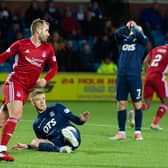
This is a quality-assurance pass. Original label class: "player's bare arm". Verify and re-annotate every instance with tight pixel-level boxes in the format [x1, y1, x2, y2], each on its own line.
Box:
[143, 54, 151, 72]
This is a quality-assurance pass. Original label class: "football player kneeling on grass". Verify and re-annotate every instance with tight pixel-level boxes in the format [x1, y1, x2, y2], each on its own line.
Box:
[12, 89, 89, 153]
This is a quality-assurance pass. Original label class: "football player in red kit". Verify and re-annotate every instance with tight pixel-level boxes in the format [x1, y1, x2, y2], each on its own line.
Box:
[129, 45, 168, 130]
[0, 18, 58, 161]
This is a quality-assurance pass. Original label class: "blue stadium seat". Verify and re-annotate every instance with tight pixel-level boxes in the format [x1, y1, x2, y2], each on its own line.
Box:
[23, 28, 31, 38]
[151, 30, 165, 47]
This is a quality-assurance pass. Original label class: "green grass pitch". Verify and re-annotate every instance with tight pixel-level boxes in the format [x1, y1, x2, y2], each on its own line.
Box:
[1, 101, 168, 168]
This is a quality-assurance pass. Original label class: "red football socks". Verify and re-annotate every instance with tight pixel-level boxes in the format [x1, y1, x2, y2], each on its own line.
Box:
[153, 104, 167, 125]
[1, 117, 18, 146]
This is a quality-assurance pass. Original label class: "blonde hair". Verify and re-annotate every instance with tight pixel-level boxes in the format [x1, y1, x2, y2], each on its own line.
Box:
[30, 89, 45, 99]
[30, 18, 49, 35]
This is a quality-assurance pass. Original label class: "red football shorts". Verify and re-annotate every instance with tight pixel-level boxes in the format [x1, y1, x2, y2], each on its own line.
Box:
[143, 73, 168, 99]
[3, 82, 29, 105]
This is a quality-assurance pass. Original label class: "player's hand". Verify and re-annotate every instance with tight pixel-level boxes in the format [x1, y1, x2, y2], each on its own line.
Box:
[36, 78, 47, 87]
[80, 112, 90, 122]
[127, 20, 137, 28]
[126, 21, 131, 29]
[130, 20, 137, 27]
[11, 143, 28, 150]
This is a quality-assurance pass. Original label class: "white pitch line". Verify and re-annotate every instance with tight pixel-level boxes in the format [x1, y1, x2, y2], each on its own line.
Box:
[20, 119, 168, 131]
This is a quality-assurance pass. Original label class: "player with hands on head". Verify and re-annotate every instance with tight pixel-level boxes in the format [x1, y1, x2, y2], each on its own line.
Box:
[0, 18, 58, 161]
[12, 89, 89, 153]
[111, 20, 148, 140]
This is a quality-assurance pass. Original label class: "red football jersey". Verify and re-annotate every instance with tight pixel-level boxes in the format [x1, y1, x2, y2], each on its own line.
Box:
[146, 45, 168, 75]
[0, 38, 58, 91]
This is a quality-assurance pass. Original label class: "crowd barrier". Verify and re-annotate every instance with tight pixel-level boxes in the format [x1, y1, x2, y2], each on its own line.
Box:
[0, 73, 167, 101]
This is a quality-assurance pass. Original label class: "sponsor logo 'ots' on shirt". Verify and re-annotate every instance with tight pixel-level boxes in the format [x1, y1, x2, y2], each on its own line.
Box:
[33, 103, 84, 141]
[115, 26, 148, 76]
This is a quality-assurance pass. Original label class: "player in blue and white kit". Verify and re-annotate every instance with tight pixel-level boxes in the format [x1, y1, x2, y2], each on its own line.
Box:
[111, 21, 148, 140]
[12, 90, 89, 153]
